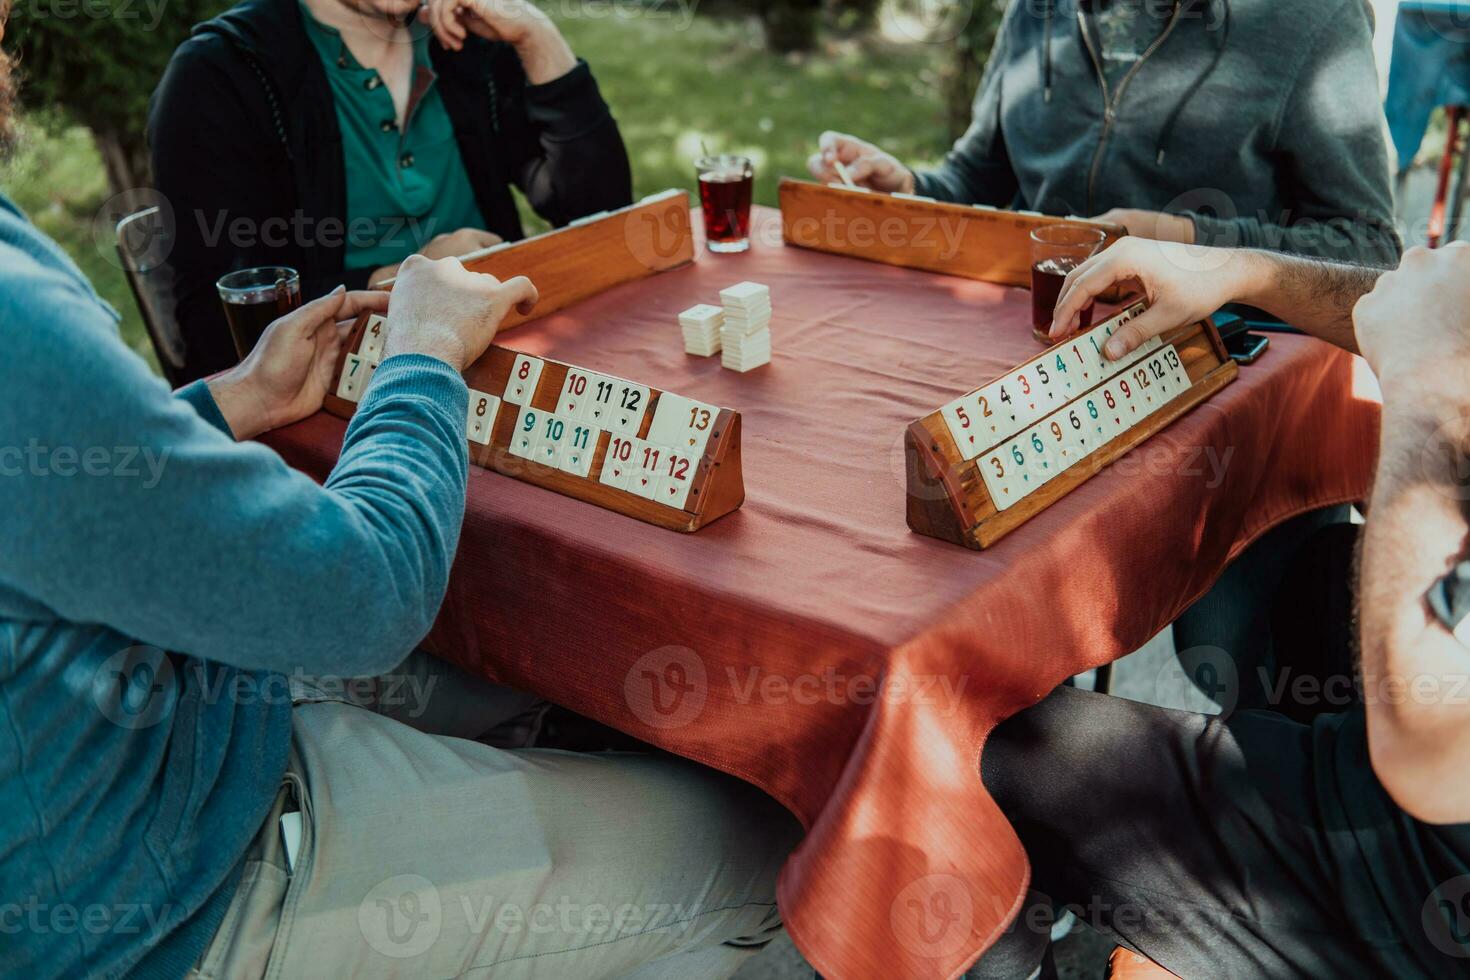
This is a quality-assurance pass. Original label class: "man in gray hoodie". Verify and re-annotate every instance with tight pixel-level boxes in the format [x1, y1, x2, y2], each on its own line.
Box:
[810, 0, 1402, 266]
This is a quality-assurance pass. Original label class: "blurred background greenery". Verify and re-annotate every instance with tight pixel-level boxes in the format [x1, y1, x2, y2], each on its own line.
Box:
[3, 0, 1006, 373]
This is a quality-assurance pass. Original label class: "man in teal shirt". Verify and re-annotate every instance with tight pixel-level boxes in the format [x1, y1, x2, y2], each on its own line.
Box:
[0, 8, 796, 975]
[150, 0, 633, 383]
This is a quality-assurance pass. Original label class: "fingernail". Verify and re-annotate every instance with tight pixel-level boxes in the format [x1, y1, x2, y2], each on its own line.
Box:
[1104, 339, 1123, 359]
[331, 284, 346, 294]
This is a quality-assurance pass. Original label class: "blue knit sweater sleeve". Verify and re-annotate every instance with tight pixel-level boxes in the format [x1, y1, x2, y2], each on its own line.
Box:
[0, 244, 468, 677]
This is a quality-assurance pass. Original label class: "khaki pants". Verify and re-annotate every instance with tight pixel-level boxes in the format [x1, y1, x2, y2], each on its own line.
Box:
[188, 653, 800, 980]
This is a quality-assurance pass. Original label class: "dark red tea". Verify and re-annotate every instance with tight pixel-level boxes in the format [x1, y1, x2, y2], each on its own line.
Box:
[218, 267, 302, 360]
[1031, 257, 1093, 343]
[698, 171, 753, 247]
[223, 286, 300, 359]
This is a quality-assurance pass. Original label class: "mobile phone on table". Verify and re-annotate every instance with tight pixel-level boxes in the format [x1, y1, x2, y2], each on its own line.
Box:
[1224, 331, 1270, 364]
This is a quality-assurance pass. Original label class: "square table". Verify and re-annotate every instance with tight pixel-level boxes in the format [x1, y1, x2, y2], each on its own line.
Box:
[265, 206, 1380, 979]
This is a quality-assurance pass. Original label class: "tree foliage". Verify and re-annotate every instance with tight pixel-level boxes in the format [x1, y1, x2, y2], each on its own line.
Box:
[10, 0, 230, 192]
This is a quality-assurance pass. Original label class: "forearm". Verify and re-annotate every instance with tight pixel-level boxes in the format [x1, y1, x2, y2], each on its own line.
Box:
[1229, 250, 1385, 353]
[1361, 380, 1470, 823]
[1189, 211, 1403, 270]
[514, 62, 631, 224]
[515, 22, 576, 84]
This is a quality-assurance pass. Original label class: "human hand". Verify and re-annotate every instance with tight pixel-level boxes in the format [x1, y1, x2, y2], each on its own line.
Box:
[424, 0, 575, 82]
[806, 131, 915, 195]
[420, 227, 503, 260]
[369, 228, 504, 287]
[1050, 237, 1267, 359]
[382, 255, 539, 371]
[209, 287, 391, 439]
[1093, 208, 1196, 245]
[1355, 243, 1470, 393]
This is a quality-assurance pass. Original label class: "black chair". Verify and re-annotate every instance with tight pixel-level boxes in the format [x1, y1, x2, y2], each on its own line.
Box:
[115, 206, 187, 387]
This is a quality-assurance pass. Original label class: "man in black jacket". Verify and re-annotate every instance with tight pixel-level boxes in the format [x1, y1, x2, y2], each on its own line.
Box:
[150, 0, 632, 383]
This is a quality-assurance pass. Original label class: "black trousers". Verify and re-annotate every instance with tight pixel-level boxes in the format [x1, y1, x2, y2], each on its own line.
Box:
[971, 689, 1398, 979]
[968, 523, 1437, 978]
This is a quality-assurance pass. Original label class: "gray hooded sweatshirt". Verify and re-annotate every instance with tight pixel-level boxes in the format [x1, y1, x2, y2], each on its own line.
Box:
[916, 0, 1402, 266]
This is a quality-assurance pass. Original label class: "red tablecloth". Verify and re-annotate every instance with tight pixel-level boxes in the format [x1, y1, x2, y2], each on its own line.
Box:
[264, 207, 1380, 980]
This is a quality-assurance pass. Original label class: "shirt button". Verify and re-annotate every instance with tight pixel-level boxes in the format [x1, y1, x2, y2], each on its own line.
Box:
[399, 152, 415, 169]
[365, 76, 381, 91]
[380, 119, 396, 134]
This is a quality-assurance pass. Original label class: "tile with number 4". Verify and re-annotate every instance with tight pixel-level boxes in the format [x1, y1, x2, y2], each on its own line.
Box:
[505, 354, 545, 406]
[466, 390, 501, 445]
[360, 314, 388, 360]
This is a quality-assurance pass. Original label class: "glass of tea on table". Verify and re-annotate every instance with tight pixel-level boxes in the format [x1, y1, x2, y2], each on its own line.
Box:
[216, 267, 303, 359]
[1029, 224, 1106, 345]
[696, 154, 754, 253]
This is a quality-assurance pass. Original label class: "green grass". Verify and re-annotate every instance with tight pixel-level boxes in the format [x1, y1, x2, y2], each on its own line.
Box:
[1, 12, 951, 373]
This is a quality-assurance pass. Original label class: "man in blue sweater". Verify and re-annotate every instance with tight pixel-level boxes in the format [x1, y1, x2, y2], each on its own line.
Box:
[0, 9, 797, 976]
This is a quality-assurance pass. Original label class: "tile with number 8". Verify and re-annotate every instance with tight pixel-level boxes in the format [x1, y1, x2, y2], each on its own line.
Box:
[505, 354, 545, 406]
[466, 390, 501, 445]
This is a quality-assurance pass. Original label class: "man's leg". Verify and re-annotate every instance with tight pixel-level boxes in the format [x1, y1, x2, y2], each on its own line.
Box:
[194, 699, 800, 980]
[969, 686, 1386, 978]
